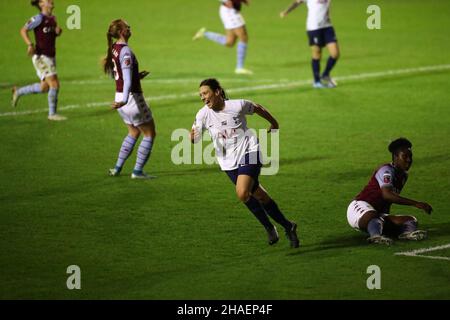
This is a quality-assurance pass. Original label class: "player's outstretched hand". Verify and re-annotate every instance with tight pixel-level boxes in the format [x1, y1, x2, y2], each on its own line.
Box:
[112, 101, 126, 109]
[55, 27, 63, 36]
[416, 202, 433, 214]
[280, 11, 287, 18]
[268, 123, 279, 133]
[139, 71, 150, 79]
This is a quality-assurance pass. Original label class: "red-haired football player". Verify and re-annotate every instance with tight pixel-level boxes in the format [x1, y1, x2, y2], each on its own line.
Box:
[347, 138, 432, 245]
[192, 0, 252, 75]
[12, 0, 66, 120]
[103, 19, 156, 179]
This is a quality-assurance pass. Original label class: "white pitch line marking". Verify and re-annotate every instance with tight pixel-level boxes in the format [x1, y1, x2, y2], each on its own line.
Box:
[2, 64, 450, 118]
[395, 243, 450, 261]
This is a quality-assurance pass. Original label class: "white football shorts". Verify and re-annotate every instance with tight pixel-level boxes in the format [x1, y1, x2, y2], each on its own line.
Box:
[220, 5, 245, 30]
[115, 92, 153, 127]
[32, 54, 57, 80]
[347, 200, 384, 230]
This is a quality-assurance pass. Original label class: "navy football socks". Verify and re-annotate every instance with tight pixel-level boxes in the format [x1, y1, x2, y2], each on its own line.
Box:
[245, 197, 274, 231]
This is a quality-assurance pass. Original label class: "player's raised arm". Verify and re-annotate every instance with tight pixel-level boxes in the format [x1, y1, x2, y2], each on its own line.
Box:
[253, 104, 279, 132]
[280, 0, 304, 18]
[381, 187, 433, 214]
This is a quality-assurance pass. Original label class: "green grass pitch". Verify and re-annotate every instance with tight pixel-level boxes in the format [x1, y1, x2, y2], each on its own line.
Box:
[0, 0, 449, 299]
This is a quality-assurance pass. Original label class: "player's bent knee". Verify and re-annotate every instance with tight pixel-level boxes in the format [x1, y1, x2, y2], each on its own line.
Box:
[358, 211, 379, 230]
[41, 83, 49, 92]
[236, 189, 251, 203]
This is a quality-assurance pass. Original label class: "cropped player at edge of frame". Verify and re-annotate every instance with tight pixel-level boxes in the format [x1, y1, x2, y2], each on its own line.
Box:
[12, 0, 66, 121]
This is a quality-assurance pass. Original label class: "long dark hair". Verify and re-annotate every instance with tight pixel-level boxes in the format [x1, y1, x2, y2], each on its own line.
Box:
[199, 78, 228, 100]
[102, 19, 126, 76]
[31, 0, 41, 10]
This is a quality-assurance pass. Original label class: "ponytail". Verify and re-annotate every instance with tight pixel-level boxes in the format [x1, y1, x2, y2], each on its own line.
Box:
[102, 31, 114, 75]
[102, 19, 124, 76]
[31, 0, 41, 10]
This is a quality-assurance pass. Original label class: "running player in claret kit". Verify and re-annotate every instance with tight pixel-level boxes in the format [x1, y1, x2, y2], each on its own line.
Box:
[190, 78, 300, 248]
[280, 0, 340, 88]
[347, 138, 433, 245]
[103, 19, 156, 180]
[12, 0, 66, 120]
[192, 0, 253, 75]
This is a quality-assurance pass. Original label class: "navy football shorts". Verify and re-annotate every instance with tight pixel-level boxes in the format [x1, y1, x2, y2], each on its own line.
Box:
[307, 26, 337, 47]
[225, 152, 262, 193]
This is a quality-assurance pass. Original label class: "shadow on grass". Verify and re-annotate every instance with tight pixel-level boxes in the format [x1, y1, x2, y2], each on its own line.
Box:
[287, 221, 450, 256]
[293, 233, 367, 255]
[424, 222, 450, 239]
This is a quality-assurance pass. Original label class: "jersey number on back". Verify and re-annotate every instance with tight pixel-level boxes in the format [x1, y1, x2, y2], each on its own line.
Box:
[112, 59, 119, 81]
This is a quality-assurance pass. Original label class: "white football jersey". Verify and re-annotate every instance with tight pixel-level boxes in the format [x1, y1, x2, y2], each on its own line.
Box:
[193, 99, 260, 171]
[305, 0, 332, 31]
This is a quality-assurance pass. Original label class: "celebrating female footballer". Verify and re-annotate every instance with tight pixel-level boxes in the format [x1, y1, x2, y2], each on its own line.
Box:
[192, 0, 253, 75]
[103, 19, 156, 179]
[12, 0, 66, 120]
[280, 0, 340, 88]
[347, 138, 433, 245]
[190, 78, 300, 248]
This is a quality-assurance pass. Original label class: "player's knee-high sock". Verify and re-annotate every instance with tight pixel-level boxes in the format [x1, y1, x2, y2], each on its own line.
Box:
[245, 197, 274, 230]
[48, 88, 58, 115]
[261, 199, 293, 231]
[322, 57, 337, 77]
[401, 219, 417, 234]
[17, 83, 42, 96]
[236, 42, 247, 69]
[367, 218, 383, 237]
[115, 135, 137, 172]
[204, 31, 227, 45]
[312, 59, 321, 83]
[133, 136, 153, 173]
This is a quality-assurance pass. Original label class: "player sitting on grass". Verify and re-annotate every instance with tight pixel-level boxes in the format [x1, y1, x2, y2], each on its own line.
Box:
[190, 78, 300, 248]
[346, 138, 433, 245]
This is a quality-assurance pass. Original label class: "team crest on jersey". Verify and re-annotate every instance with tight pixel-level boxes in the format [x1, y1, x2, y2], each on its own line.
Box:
[383, 173, 392, 184]
[221, 120, 227, 126]
[124, 58, 131, 66]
